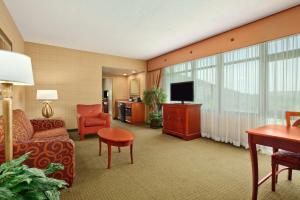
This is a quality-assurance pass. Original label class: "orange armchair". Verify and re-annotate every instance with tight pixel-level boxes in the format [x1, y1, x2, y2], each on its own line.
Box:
[76, 104, 110, 140]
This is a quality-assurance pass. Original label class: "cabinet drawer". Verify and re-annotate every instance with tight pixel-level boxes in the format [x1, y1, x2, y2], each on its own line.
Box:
[163, 107, 185, 133]
[162, 104, 201, 140]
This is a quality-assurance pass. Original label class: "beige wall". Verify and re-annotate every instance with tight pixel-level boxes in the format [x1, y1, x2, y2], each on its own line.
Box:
[25, 42, 146, 129]
[0, 0, 25, 115]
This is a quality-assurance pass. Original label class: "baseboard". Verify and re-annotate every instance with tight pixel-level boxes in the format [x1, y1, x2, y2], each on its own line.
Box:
[67, 128, 78, 132]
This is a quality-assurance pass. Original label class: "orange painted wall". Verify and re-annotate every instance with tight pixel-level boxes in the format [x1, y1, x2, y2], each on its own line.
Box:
[147, 5, 300, 71]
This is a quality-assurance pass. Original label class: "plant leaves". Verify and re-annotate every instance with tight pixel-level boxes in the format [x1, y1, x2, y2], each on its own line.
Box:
[0, 187, 15, 199]
[0, 152, 67, 200]
[0, 152, 30, 173]
[44, 163, 64, 175]
[44, 189, 60, 200]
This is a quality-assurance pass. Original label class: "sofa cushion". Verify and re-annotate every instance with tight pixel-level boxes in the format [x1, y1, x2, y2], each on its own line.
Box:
[33, 128, 69, 140]
[0, 110, 34, 143]
[85, 117, 106, 127]
[14, 110, 34, 139]
[31, 134, 70, 142]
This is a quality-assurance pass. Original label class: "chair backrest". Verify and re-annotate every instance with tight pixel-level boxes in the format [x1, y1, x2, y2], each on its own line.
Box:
[0, 109, 34, 144]
[286, 111, 300, 127]
[77, 104, 102, 117]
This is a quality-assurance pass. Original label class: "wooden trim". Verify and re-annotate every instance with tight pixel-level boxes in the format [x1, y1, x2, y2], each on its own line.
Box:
[147, 5, 300, 71]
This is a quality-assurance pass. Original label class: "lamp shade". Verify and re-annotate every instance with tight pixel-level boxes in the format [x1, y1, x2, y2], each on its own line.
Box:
[36, 90, 58, 100]
[0, 50, 34, 85]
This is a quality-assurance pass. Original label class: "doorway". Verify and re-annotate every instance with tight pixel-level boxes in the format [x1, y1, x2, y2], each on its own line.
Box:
[102, 78, 113, 115]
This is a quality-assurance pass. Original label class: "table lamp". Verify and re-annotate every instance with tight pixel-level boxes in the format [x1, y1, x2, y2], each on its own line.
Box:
[36, 90, 58, 118]
[0, 50, 34, 161]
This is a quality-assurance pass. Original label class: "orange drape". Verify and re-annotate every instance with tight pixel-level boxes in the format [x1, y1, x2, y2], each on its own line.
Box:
[146, 69, 161, 89]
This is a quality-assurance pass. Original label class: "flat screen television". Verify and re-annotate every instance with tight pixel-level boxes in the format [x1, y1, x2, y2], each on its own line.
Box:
[171, 81, 194, 103]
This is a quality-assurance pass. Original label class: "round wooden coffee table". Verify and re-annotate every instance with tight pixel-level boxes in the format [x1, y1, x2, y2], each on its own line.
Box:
[98, 128, 134, 169]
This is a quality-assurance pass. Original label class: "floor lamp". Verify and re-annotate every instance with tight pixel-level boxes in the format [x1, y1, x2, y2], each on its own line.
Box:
[0, 50, 34, 161]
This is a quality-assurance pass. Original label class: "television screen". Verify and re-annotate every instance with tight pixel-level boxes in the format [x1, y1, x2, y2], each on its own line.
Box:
[171, 81, 194, 102]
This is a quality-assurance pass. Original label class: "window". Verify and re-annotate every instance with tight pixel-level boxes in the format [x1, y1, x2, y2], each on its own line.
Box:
[162, 33, 300, 148]
[266, 34, 300, 123]
[223, 45, 260, 113]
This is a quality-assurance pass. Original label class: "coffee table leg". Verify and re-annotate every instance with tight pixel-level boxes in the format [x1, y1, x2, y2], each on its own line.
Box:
[99, 137, 102, 156]
[118, 147, 121, 153]
[107, 144, 112, 169]
[130, 144, 133, 164]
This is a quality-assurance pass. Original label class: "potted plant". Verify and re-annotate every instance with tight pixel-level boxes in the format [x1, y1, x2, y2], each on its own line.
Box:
[143, 88, 167, 128]
[0, 152, 67, 200]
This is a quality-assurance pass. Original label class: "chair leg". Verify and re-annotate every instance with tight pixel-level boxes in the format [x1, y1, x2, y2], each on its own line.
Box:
[80, 134, 84, 141]
[275, 164, 279, 183]
[272, 162, 276, 192]
[288, 168, 292, 181]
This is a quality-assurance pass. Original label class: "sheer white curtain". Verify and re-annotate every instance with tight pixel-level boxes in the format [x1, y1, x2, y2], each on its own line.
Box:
[267, 34, 300, 124]
[163, 33, 300, 148]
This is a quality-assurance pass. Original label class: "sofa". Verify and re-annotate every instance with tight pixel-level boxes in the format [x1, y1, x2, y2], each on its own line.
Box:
[77, 104, 110, 140]
[0, 109, 75, 186]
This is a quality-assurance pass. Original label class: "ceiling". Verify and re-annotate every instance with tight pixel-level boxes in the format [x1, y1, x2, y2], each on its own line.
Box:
[4, 0, 300, 60]
[102, 67, 143, 76]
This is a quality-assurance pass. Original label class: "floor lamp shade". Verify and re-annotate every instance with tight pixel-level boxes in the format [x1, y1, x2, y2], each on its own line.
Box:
[0, 50, 34, 85]
[0, 50, 34, 161]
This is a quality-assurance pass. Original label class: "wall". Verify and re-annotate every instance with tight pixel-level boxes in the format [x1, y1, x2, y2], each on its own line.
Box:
[147, 5, 300, 71]
[25, 42, 146, 129]
[0, 0, 25, 114]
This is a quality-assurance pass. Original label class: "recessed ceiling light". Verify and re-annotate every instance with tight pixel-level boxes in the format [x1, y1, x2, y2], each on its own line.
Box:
[123, 73, 127, 76]
[132, 70, 136, 74]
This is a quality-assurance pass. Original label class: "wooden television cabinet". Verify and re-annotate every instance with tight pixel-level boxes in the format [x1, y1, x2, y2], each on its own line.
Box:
[162, 103, 201, 140]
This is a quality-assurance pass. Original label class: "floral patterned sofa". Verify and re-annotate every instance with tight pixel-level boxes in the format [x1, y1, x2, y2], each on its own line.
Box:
[0, 109, 75, 186]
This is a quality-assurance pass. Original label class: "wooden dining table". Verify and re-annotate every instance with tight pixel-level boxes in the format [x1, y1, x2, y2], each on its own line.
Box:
[246, 124, 300, 200]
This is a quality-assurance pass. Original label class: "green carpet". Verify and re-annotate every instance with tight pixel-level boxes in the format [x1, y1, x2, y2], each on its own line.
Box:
[61, 120, 300, 200]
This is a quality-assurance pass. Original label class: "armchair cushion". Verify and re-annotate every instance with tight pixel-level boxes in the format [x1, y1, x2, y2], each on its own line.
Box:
[33, 128, 69, 140]
[77, 104, 102, 117]
[85, 117, 107, 127]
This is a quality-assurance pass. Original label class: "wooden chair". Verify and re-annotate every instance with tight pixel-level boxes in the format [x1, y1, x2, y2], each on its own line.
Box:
[271, 111, 300, 191]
